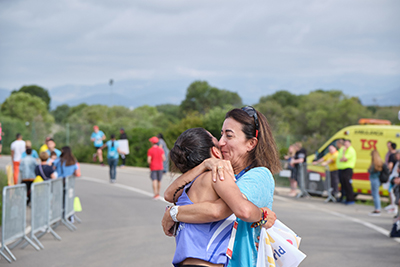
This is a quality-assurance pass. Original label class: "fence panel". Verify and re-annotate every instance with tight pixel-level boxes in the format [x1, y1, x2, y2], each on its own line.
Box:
[1, 184, 39, 262]
[62, 176, 77, 231]
[29, 181, 51, 249]
[50, 178, 64, 225]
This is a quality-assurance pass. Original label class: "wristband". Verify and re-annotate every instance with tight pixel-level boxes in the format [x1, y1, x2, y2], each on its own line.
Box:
[251, 208, 268, 228]
[170, 206, 179, 222]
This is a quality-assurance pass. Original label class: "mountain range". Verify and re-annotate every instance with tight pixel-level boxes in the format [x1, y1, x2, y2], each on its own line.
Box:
[0, 83, 399, 110]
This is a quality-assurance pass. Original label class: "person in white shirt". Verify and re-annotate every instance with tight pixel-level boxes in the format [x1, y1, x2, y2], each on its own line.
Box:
[10, 133, 26, 184]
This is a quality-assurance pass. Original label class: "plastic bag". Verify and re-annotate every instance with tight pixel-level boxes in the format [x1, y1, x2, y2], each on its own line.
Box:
[257, 220, 306, 267]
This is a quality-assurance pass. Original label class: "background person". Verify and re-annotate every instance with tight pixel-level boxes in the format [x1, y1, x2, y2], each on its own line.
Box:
[19, 148, 37, 204]
[39, 136, 51, 153]
[157, 133, 170, 174]
[91, 125, 106, 165]
[385, 141, 392, 164]
[100, 134, 121, 183]
[289, 142, 307, 197]
[0, 122, 4, 156]
[336, 139, 346, 202]
[339, 139, 357, 205]
[35, 152, 57, 180]
[119, 128, 128, 167]
[54, 146, 79, 178]
[11, 133, 26, 184]
[285, 145, 296, 196]
[312, 145, 339, 198]
[46, 138, 61, 158]
[147, 136, 165, 199]
[368, 150, 383, 216]
[21, 140, 39, 159]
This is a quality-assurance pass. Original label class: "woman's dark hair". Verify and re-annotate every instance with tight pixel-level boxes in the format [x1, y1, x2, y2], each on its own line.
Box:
[225, 108, 281, 174]
[60, 146, 77, 166]
[170, 128, 215, 174]
[157, 133, 164, 140]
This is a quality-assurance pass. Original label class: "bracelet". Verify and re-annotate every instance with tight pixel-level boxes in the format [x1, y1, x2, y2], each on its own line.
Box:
[251, 208, 268, 228]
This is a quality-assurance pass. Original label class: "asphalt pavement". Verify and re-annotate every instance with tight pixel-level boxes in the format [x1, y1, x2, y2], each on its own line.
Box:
[1, 156, 399, 266]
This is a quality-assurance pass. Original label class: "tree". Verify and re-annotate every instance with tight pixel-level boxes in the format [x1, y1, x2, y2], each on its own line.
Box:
[259, 90, 300, 107]
[180, 81, 242, 114]
[12, 85, 51, 110]
[52, 104, 70, 123]
[1, 92, 54, 124]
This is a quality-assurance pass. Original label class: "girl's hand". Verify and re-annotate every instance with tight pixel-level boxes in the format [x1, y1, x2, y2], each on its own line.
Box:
[161, 207, 175, 237]
[261, 208, 276, 229]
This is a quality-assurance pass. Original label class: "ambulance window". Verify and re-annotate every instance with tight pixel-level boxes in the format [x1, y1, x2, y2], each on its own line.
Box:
[317, 139, 340, 159]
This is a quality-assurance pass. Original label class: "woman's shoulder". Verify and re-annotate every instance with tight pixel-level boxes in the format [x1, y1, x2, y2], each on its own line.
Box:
[247, 167, 273, 178]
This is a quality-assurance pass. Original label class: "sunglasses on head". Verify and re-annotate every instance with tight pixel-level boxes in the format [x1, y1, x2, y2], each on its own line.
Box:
[241, 106, 259, 139]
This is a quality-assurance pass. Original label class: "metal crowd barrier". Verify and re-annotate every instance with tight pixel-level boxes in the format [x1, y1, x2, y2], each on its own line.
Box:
[0, 176, 81, 263]
[304, 163, 336, 202]
[276, 161, 336, 202]
[0, 184, 40, 263]
[21, 180, 62, 250]
[62, 176, 81, 231]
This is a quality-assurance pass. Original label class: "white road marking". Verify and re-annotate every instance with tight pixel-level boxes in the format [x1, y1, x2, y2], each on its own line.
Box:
[275, 195, 400, 244]
[80, 176, 170, 203]
[80, 177, 400, 243]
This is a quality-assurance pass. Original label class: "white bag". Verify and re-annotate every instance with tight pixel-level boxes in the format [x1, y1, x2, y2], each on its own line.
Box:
[256, 220, 306, 267]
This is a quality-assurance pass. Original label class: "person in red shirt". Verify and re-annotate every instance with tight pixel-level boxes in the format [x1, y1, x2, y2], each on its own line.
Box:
[147, 136, 166, 199]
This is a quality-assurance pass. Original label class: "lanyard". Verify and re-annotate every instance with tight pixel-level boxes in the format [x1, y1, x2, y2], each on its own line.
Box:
[234, 165, 251, 182]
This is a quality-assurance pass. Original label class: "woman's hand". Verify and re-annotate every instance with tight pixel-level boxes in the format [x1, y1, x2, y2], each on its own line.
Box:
[203, 158, 234, 182]
[161, 207, 175, 237]
[261, 208, 276, 229]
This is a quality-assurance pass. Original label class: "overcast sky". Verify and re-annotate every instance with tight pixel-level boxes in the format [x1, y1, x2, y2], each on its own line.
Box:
[0, 0, 399, 106]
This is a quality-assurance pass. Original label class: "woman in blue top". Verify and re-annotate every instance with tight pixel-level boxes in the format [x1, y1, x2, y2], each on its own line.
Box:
[101, 134, 122, 183]
[54, 146, 79, 178]
[163, 107, 281, 267]
[368, 150, 383, 216]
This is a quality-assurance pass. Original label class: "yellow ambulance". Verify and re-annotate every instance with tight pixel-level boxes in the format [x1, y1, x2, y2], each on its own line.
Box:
[306, 119, 400, 196]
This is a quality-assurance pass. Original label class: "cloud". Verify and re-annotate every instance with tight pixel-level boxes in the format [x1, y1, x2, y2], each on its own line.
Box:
[0, 0, 399, 104]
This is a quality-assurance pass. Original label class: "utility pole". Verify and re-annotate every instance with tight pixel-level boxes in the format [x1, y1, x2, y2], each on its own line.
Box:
[109, 79, 114, 106]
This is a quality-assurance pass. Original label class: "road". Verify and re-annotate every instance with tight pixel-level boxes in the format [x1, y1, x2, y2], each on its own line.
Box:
[1, 156, 399, 266]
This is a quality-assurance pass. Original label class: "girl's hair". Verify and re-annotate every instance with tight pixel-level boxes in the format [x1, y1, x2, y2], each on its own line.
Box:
[60, 146, 77, 166]
[170, 127, 215, 204]
[110, 134, 115, 147]
[225, 108, 281, 174]
[371, 150, 383, 172]
[170, 128, 215, 174]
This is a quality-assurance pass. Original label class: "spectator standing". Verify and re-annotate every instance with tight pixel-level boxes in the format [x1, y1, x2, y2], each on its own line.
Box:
[11, 133, 26, 184]
[19, 148, 37, 204]
[54, 146, 79, 178]
[0, 122, 4, 156]
[313, 145, 339, 197]
[21, 140, 39, 159]
[336, 139, 346, 202]
[35, 152, 56, 180]
[388, 142, 398, 172]
[119, 128, 128, 167]
[157, 133, 170, 174]
[368, 150, 384, 216]
[391, 164, 400, 222]
[289, 142, 307, 197]
[39, 137, 51, 153]
[46, 138, 61, 158]
[339, 139, 357, 205]
[285, 145, 296, 196]
[90, 125, 106, 165]
[101, 134, 121, 183]
[387, 150, 400, 214]
[147, 136, 165, 199]
[385, 141, 392, 164]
